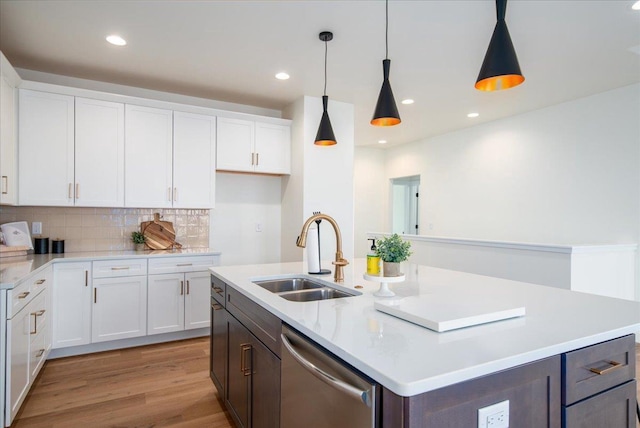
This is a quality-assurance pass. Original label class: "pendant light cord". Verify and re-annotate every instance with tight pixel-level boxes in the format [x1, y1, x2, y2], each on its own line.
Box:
[323, 39, 328, 96]
[385, 0, 389, 59]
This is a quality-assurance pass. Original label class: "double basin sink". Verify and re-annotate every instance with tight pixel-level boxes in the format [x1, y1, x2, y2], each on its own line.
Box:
[252, 277, 359, 302]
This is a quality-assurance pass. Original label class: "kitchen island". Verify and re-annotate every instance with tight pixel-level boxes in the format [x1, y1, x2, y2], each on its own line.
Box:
[210, 258, 640, 427]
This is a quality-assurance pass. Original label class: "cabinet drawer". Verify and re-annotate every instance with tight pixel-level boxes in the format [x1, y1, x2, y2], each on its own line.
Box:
[226, 287, 281, 357]
[211, 274, 226, 306]
[7, 270, 49, 319]
[93, 258, 148, 278]
[148, 255, 219, 274]
[562, 334, 636, 406]
[562, 380, 636, 427]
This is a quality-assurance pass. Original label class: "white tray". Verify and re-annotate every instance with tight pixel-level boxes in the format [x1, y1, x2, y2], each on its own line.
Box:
[375, 295, 525, 332]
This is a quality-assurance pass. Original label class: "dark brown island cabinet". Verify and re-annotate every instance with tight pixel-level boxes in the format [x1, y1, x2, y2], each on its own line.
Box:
[211, 274, 637, 428]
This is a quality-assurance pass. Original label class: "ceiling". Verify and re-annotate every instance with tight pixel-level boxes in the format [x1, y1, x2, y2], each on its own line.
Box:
[1, 1, 639, 148]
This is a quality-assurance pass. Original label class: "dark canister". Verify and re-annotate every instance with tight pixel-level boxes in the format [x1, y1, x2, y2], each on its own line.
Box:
[51, 239, 65, 254]
[34, 237, 49, 254]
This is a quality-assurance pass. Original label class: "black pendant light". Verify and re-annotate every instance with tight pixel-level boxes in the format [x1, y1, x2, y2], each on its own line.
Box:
[315, 31, 337, 146]
[475, 0, 524, 91]
[371, 0, 400, 127]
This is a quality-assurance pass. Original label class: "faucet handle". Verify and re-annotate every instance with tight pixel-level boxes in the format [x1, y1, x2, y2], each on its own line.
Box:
[332, 258, 349, 267]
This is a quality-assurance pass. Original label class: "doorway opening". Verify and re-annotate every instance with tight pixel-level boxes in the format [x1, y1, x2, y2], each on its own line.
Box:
[391, 175, 420, 235]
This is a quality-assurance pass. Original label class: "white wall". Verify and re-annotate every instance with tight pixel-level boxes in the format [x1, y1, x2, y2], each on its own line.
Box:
[210, 173, 282, 266]
[282, 96, 355, 264]
[354, 147, 386, 257]
[381, 84, 640, 246]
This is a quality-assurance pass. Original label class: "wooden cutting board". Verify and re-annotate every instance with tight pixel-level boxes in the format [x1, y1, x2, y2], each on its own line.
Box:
[142, 213, 181, 250]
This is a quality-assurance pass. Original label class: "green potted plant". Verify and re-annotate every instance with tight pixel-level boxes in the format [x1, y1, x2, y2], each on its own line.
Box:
[131, 231, 146, 251]
[376, 233, 412, 277]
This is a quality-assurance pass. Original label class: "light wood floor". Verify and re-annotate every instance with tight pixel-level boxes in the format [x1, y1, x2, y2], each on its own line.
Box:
[11, 337, 234, 428]
[10, 340, 640, 427]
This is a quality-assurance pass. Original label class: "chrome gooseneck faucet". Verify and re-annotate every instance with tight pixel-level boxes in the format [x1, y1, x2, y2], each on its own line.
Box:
[296, 213, 349, 283]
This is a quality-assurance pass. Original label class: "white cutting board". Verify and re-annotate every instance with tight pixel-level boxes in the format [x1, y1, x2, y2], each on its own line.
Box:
[374, 295, 525, 332]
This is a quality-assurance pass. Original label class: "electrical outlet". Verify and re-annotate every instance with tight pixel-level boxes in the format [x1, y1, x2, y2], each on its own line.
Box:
[478, 400, 509, 428]
[32, 222, 42, 235]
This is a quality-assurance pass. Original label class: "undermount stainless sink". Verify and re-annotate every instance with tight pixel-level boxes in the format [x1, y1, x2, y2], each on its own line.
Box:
[253, 278, 324, 293]
[278, 288, 353, 302]
[252, 277, 357, 302]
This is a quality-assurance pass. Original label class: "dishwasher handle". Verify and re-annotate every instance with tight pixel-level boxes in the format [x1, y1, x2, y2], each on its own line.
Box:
[281, 332, 372, 407]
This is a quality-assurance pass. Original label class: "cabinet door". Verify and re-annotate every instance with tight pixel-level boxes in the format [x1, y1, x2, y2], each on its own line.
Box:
[75, 97, 125, 207]
[254, 122, 290, 175]
[52, 262, 92, 348]
[92, 276, 147, 342]
[147, 273, 184, 335]
[0, 75, 17, 205]
[216, 117, 254, 172]
[7, 304, 30, 423]
[18, 89, 75, 206]
[227, 314, 252, 428]
[173, 111, 216, 208]
[125, 104, 173, 208]
[210, 300, 227, 396]
[184, 271, 212, 330]
[250, 333, 281, 428]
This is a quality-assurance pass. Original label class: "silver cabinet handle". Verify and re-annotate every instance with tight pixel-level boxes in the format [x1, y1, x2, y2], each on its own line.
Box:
[68, 183, 73, 199]
[180, 280, 184, 295]
[186, 280, 190, 295]
[251, 152, 255, 165]
[76, 183, 79, 199]
[168, 187, 172, 201]
[1, 176, 7, 194]
[281, 333, 372, 407]
[85, 271, 88, 287]
[110, 266, 130, 271]
[177, 263, 192, 267]
[256, 152, 259, 166]
[173, 187, 177, 202]
[94, 288, 97, 304]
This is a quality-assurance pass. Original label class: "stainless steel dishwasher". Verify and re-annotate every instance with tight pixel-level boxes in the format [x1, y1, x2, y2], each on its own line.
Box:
[280, 325, 377, 428]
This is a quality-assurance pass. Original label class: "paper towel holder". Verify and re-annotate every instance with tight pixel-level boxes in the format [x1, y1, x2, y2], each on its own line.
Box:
[309, 212, 331, 275]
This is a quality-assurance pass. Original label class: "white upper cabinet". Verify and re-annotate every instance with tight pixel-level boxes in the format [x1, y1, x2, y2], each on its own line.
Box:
[75, 98, 125, 207]
[125, 104, 173, 208]
[0, 52, 20, 205]
[254, 121, 291, 175]
[216, 117, 254, 172]
[18, 89, 75, 206]
[173, 111, 216, 208]
[217, 117, 290, 175]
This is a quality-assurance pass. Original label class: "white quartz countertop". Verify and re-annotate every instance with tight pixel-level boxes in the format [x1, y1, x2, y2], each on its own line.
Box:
[0, 248, 221, 289]
[210, 259, 640, 397]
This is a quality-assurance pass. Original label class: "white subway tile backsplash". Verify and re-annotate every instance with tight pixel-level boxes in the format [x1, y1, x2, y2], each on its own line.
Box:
[0, 206, 210, 251]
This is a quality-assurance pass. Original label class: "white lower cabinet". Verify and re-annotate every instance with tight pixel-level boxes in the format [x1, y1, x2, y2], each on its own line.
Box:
[92, 276, 147, 342]
[5, 268, 51, 426]
[52, 262, 92, 348]
[148, 271, 211, 335]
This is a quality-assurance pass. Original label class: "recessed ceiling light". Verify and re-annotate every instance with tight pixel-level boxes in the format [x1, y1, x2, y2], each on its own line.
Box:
[106, 35, 127, 46]
[378, 140, 387, 144]
[275, 72, 290, 80]
[467, 112, 480, 118]
[632, 1, 640, 10]
[401, 99, 414, 105]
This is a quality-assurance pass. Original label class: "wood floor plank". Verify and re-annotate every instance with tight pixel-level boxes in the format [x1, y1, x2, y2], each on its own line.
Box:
[12, 337, 234, 428]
